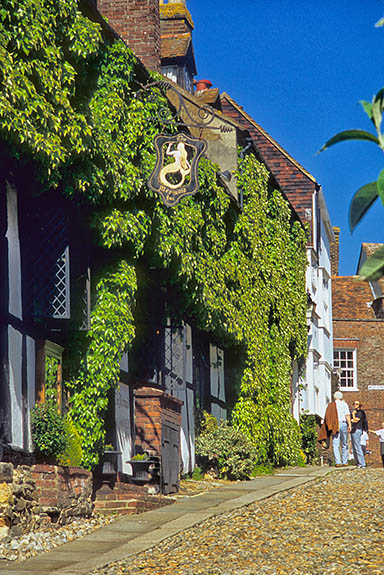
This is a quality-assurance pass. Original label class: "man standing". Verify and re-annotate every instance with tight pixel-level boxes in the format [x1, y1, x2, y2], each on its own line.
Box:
[319, 391, 351, 467]
[350, 400, 368, 468]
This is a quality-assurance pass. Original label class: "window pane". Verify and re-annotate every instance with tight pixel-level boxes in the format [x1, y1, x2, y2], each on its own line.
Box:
[334, 349, 355, 388]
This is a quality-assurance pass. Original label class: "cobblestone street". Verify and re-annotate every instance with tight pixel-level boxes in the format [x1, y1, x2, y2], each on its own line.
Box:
[91, 469, 384, 575]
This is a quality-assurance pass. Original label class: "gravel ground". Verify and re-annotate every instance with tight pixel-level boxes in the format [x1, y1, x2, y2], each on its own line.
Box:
[90, 468, 384, 575]
[0, 514, 116, 563]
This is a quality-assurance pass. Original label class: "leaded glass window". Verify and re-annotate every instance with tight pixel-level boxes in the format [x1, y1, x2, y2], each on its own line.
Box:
[23, 203, 70, 320]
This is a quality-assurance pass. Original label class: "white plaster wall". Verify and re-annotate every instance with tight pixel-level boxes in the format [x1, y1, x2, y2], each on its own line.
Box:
[291, 360, 300, 423]
[301, 191, 334, 419]
[119, 352, 129, 374]
[176, 387, 194, 475]
[115, 382, 132, 474]
[6, 184, 25, 448]
[6, 183, 22, 319]
[174, 323, 195, 475]
[26, 336, 36, 451]
[209, 345, 226, 422]
[303, 351, 315, 414]
[8, 326, 23, 448]
[209, 344, 218, 399]
[317, 364, 332, 418]
[211, 403, 226, 422]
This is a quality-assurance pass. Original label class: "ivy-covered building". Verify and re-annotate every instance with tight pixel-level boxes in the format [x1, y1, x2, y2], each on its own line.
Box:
[0, 0, 308, 485]
[219, 95, 335, 422]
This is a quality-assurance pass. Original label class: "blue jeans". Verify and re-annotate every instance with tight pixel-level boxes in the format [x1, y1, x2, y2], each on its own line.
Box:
[351, 429, 366, 467]
[332, 422, 348, 465]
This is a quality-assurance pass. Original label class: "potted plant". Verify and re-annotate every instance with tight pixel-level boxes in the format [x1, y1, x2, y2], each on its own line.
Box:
[127, 452, 160, 483]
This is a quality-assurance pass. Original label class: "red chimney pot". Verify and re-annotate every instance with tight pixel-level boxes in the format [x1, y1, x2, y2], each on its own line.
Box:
[194, 79, 213, 92]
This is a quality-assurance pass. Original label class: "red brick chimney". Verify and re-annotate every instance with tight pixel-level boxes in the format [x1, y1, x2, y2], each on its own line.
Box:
[331, 226, 340, 276]
[97, 0, 161, 71]
[159, 0, 194, 37]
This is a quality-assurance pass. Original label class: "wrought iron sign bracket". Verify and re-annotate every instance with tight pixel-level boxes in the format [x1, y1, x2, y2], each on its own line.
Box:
[136, 80, 233, 133]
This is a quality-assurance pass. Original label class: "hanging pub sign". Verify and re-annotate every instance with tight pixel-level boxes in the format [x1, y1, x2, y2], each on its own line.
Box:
[148, 132, 206, 207]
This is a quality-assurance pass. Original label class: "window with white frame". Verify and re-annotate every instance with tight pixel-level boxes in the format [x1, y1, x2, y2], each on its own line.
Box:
[334, 349, 357, 389]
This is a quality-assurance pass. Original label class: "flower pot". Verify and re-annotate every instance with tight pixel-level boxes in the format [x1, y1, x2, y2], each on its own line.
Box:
[98, 450, 121, 491]
[101, 450, 121, 476]
[128, 459, 159, 484]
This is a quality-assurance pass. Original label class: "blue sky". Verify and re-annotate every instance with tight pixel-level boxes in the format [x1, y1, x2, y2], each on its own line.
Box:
[188, 0, 384, 275]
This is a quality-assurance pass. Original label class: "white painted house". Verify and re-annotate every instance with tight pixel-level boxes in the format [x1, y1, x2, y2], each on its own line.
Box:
[293, 188, 335, 420]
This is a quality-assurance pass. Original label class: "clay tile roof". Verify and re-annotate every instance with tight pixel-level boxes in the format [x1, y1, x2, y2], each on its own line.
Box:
[195, 88, 220, 105]
[220, 92, 317, 183]
[161, 33, 191, 59]
[332, 276, 375, 319]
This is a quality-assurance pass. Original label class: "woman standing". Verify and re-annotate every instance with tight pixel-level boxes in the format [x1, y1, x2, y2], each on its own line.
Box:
[350, 400, 368, 468]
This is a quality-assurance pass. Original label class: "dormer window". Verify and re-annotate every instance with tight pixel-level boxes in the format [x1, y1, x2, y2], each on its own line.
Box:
[162, 65, 178, 84]
[160, 1, 196, 94]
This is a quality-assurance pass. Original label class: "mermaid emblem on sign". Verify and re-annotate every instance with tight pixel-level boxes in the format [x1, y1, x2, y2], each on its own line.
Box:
[148, 133, 206, 207]
[159, 142, 191, 189]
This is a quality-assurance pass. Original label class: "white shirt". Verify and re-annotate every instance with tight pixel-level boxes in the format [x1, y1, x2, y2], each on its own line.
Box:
[373, 429, 384, 443]
[335, 399, 350, 424]
[360, 431, 369, 446]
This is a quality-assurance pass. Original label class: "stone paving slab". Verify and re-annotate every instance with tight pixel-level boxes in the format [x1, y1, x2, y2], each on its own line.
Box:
[0, 466, 335, 575]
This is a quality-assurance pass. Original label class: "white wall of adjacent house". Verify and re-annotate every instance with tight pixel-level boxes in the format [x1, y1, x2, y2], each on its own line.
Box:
[291, 360, 300, 421]
[294, 190, 334, 421]
[6, 183, 35, 450]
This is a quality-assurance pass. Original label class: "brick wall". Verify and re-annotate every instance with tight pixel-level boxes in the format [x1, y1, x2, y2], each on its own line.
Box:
[94, 475, 173, 514]
[0, 463, 93, 539]
[333, 275, 384, 467]
[330, 226, 340, 276]
[97, 0, 161, 71]
[342, 391, 384, 467]
[134, 387, 182, 455]
[31, 464, 93, 521]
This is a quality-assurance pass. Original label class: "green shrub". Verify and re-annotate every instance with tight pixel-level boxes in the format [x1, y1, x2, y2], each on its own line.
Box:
[31, 404, 68, 459]
[251, 463, 274, 476]
[201, 411, 219, 434]
[296, 450, 307, 467]
[300, 413, 319, 464]
[191, 466, 204, 480]
[196, 420, 259, 480]
[57, 416, 83, 467]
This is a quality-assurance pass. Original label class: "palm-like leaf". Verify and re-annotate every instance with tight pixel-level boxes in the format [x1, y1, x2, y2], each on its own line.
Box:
[359, 245, 384, 281]
[377, 169, 384, 204]
[349, 182, 378, 232]
[360, 100, 373, 121]
[320, 130, 379, 153]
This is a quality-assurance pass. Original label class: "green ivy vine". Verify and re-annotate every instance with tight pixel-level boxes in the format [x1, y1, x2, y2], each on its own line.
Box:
[1, 0, 308, 468]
